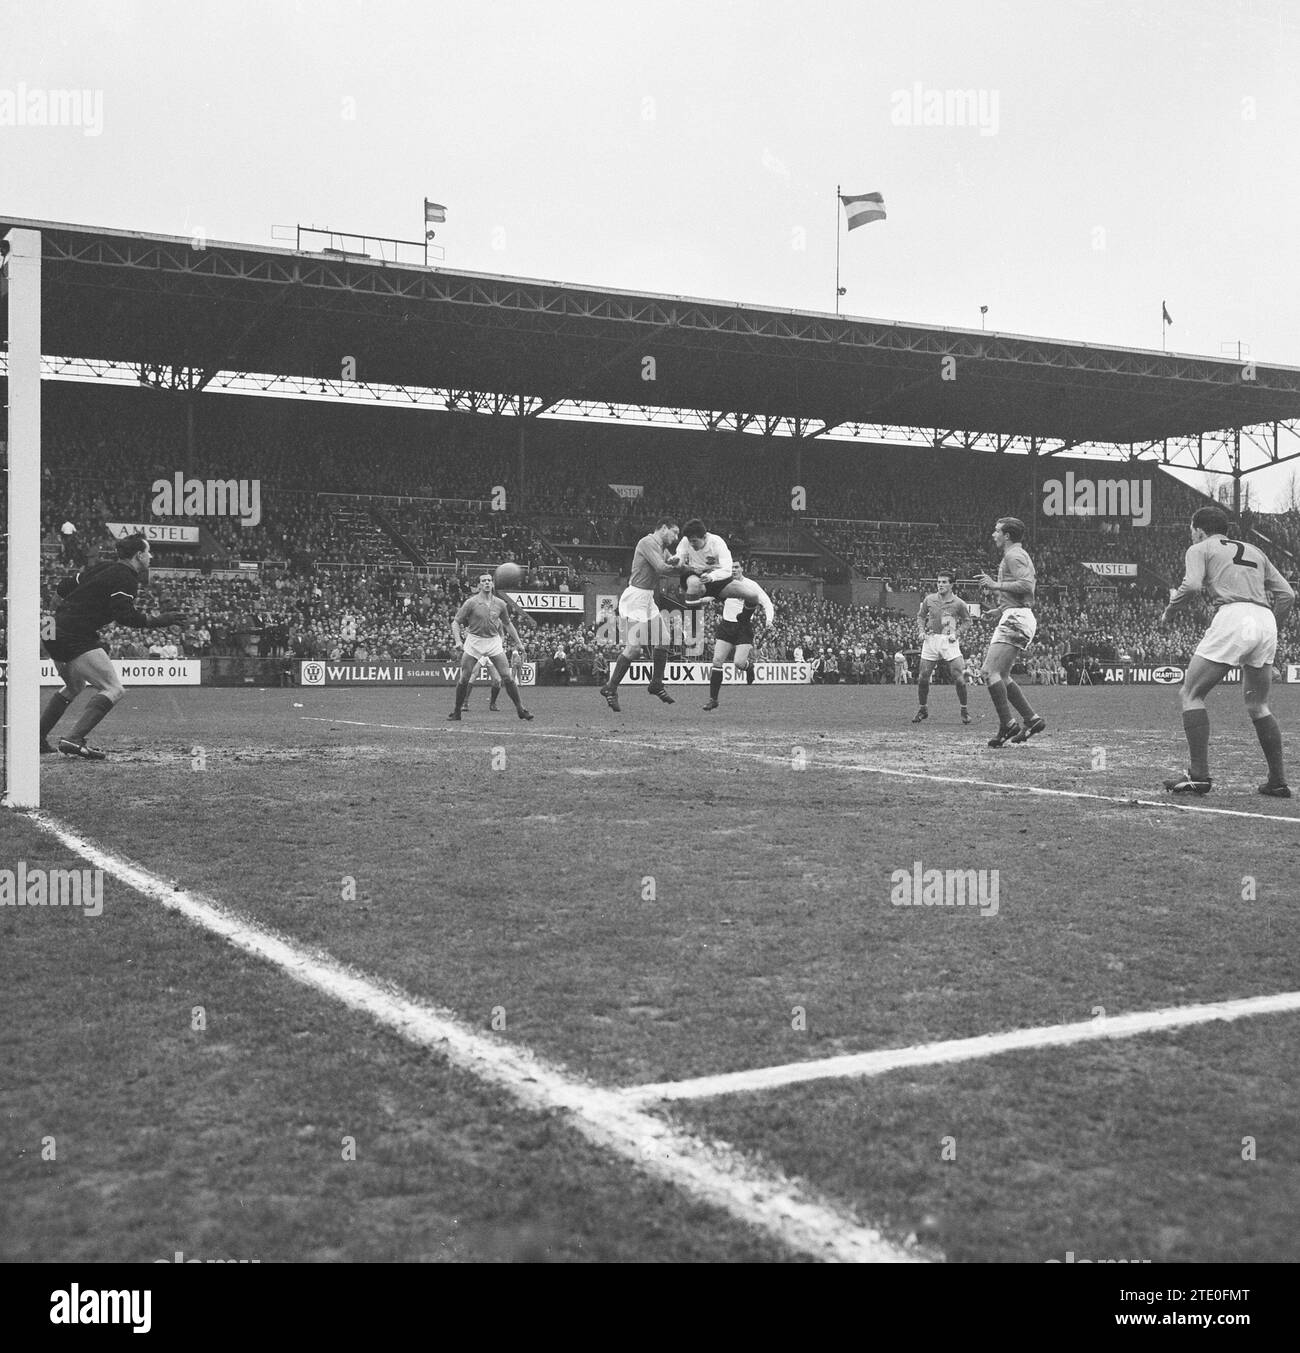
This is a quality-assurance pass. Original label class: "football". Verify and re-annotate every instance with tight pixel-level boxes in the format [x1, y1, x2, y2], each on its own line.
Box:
[494, 562, 526, 589]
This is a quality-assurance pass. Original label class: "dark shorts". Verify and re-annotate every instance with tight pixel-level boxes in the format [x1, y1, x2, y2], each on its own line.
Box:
[715, 617, 754, 647]
[704, 576, 732, 600]
[43, 634, 107, 666]
[652, 588, 688, 613]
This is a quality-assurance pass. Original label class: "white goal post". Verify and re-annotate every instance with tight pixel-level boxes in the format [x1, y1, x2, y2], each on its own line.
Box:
[3, 227, 42, 809]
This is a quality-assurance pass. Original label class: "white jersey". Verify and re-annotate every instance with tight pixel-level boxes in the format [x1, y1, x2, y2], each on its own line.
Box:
[723, 581, 774, 626]
[676, 532, 733, 582]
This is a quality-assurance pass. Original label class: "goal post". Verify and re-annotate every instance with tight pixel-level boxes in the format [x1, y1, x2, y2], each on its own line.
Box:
[3, 227, 42, 809]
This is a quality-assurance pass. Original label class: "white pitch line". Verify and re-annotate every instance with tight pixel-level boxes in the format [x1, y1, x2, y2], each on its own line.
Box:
[619, 992, 1300, 1105]
[23, 808, 920, 1265]
[300, 715, 1300, 825]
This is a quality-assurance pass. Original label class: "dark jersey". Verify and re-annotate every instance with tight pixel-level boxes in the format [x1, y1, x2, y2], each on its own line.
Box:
[54, 562, 151, 638]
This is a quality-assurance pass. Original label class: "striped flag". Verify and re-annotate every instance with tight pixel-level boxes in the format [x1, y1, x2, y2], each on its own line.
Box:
[840, 192, 886, 230]
[424, 199, 447, 224]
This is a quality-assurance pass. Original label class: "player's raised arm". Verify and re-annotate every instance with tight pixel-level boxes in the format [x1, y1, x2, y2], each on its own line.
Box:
[1164, 541, 1207, 613]
[713, 535, 734, 575]
[1264, 556, 1296, 627]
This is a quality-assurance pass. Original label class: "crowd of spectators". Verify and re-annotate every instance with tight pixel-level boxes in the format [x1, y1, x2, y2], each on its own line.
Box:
[4, 381, 1298, 678]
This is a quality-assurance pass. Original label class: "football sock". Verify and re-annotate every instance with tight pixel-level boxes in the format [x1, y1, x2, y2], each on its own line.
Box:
[651, 647, 669, 685]
[502, 676, 524, 711]
[709, 666, 724, 700]
[69, 692, 116, 741]
[453, 678, 470, 714]
[917, 677, 929, 708]
[1182, 708, 1210, 779]
[988, 680, 1013, 725]
[955, 680, 968, 708]
[608, 654, 632, 689]
[1005, 680, 1036, 721]
[1252, 712, 1285, 783]
[745, 662, 756, 685]
[40, 689, 74, 738]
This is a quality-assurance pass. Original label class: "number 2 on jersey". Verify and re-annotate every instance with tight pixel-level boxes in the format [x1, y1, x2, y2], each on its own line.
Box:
[1222, 538, 1258, 569]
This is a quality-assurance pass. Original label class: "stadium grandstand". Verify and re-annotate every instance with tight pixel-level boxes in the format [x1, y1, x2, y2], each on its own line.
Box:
[6, 217, 1300, 705]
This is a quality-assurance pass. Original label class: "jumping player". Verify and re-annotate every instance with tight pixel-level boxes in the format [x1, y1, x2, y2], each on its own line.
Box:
[676, 518, 770, 614]
[40, 533, 187, 759]
[1160, 506, 1295, 796]
[913, 570, 972, 724]
[703, 564, 774, 710]
[975, 518, 1046, 747]
[448, 574, 533, 721]
[599, 519, 684, 711]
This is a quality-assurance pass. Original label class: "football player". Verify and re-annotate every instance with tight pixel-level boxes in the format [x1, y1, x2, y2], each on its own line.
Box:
[464, 587, 527, 712]
[913, 570, 972, 724]
[703, 564, 773, 710]
[449, 574, 533, 720]
[676, 518, 771, 615]
[975, 517, 1045, 747]
[600, 519, 684, 711]
[1160, 506, 1295, 796]
[40, 533, 187, 759]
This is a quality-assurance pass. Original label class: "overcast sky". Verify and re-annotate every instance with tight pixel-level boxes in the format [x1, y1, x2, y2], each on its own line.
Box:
[3, 0, 1298, 503]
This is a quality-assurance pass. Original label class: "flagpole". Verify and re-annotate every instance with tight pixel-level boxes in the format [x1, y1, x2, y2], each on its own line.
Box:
[835, 184, 841, 316]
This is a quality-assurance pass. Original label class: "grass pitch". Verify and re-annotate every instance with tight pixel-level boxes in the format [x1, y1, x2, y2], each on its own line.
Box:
[3, 682, 1297, 1262]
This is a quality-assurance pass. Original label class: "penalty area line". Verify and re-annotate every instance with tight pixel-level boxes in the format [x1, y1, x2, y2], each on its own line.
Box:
[22, 807, 921, 1265]
[300, 716, 1300, 826]
[620, 990, 1300, 1105]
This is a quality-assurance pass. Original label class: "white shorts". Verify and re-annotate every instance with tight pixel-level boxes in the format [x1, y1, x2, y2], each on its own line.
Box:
[463, 633, 505, 662]
[990, 607, 1038, 652]
[920, 634, 963, 664]
[1194, 602, 1277, 668]
[618, 586, 661, 624]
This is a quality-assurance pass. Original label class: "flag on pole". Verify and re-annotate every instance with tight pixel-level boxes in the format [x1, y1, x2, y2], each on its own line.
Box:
[840, 192, 886, 230]
[1162, 301, 1172, 326]
[425, 199, 446, 240]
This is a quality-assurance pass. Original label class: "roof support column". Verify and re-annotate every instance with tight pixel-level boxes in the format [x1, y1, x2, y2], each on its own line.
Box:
[1232, 427, 1242, 519]
[1028, 435, 1038, 549]
[517, 409, 527, 513]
